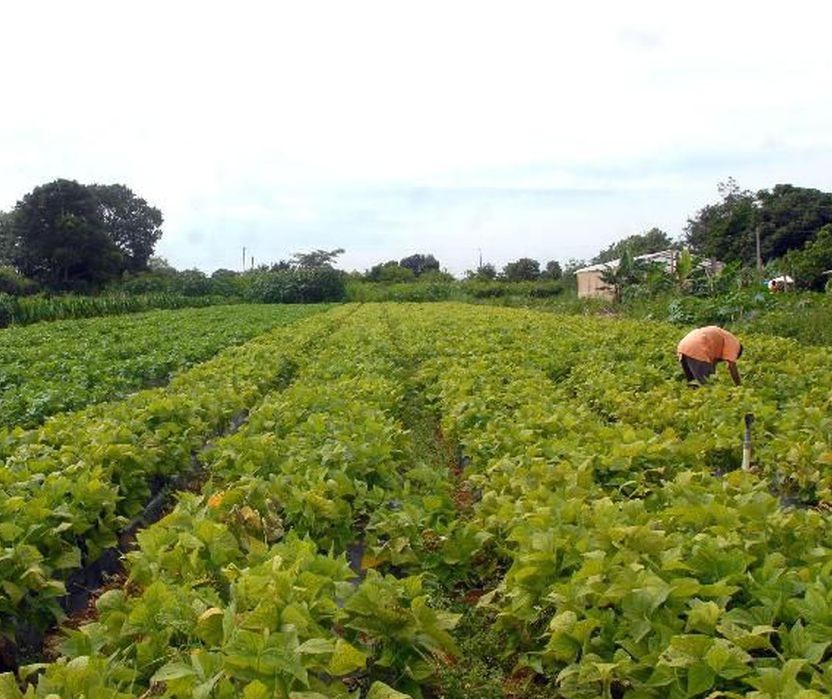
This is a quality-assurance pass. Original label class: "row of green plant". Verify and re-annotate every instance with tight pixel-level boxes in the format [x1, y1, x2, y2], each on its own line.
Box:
[0, 305, 318, 429]
[5, 303, 832, 697]
[3, 305, 460, 697]
[385, 304, 832, 696]
[345, 279, 563, 303]
[0, 291, 235, 328]
[0, 306, 334, 646]
[0, 266, 348, 327]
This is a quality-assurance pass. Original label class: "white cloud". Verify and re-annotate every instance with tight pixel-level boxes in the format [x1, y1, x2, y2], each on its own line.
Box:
[1, 0, 831, 274]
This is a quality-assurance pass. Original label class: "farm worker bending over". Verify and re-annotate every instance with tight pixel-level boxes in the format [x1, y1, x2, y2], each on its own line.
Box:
[677, 326, 743, 386]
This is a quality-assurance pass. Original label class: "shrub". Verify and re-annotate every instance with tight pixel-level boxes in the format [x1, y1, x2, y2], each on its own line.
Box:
[245, 268, 346, 304]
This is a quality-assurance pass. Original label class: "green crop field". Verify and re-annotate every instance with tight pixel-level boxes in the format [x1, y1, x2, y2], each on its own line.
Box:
[0, 304, 327, 429]
[1, 303, 831, 698]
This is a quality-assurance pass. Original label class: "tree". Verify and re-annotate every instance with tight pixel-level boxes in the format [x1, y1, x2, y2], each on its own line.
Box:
[465, 263, 497, 281]
[399, 253, 440, 277]
[542, 260, 562, 280]
[593, 227, 673, 264]
[685, 178, 758, 264]
[756, 184, 832, 261]
[210, 268, 244, 296]
[291, 248, 344, 269]
[0, 211, 11, 263]
[366, 261, 415, 282]
[780, 224, 832, 290]
[685, 179, 832, 266]
[88, 184, 163, 272]
[502, 258, 541, 281]
[7, 179, 122, 289]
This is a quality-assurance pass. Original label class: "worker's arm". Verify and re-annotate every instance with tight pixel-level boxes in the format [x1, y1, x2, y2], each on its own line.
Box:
[727, 361, 741, 386]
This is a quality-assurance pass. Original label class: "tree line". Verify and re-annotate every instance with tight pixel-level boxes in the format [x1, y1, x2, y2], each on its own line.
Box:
[2, 177, 832, 296]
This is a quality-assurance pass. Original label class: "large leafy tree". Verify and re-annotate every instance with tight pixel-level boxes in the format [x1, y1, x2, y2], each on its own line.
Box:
[0, 210, 12, 265]
[399, 253, 440, 277]
[6, 179, 165, 290]
[502, 257, 540, 281]
[685, 179, 832, 265]
[756, 184, 832, 261]
[365, 260, 415, 282]
[780, 224, 832, 290]
[291, 248, 344, 269]
[684, 178, 758, 263]
[542, 260, 563, 280]
[7, 179, 122, 289]
[88, 183, 163, 272]
[593, 227, 673, 264]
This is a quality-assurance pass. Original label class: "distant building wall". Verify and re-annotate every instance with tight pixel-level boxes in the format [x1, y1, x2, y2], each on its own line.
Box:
[576, 270, 614, 299]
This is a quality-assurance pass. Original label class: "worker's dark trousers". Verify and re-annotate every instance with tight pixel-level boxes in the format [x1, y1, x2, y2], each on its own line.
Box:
[680, 355, 715, 384]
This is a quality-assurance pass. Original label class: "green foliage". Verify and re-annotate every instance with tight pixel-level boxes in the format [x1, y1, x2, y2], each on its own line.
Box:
[87, 183, 163, 272]
[780, 225, 832, 291]
[757, 184, 832, 261]
[398, 304, 832, 696]
[7, 303, 832, 699]
[0, 304, 303, 428]
[542, 260, 563, 280]
[346, 280, 456, 302]
[466, 263, 497, 281]
[365, 261, 417, 283]
[593, 227, 673, 264]
[8, 179, 122, 290]
[344, 279, 564, 303]
[0, 267, 37, 296]
[399, 253, 440, 277]
[245, 268, 347, 304]
[291, 248, 345, 269]
[685, 179, 832, 266]
[0, 306, 330, 641]
[0, 292, 234, 327]
[502, 257, 541, 281]
[5, 179, 164, 291]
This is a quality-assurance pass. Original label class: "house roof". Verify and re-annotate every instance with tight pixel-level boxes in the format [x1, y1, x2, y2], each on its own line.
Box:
[575, 249, 680, 274]
[575, 249, 717, 275]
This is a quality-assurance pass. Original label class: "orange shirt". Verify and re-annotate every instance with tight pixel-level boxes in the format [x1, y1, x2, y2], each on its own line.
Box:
[677, 326, 741, 364]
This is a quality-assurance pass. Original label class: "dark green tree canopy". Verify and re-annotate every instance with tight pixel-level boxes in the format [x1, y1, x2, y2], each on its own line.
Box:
[502, 257, 540, 281]
[8, 179, 122, 289]
[593, 227, 673, 264]
[542, 260, 562, 280]
[685, 179, 757, 263]
[5, 179, 164, 290]
[466, 262, 497, 281]
[0, 210, 12, 265]
[365, 260, 415, 282]
[399, 253, 440, 277]
[780, 224, 832, 291]
[291, 248, 344, 269]
[685, 179, 832, 265]
[757, 184, 832, 261]
[89, 184, 163, 272]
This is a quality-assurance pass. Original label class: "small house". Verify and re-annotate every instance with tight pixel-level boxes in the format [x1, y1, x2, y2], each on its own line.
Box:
[575, 249, 721, 299]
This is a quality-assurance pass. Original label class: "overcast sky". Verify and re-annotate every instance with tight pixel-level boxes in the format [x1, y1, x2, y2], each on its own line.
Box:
[2, 1, 830, 275]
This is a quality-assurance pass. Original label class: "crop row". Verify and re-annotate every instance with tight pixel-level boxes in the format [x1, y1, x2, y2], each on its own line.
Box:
[388, 304, 832, 697]
[0, 304, 325, 429]
[0, 306, 341, 646]
[4, 305, 458, 697]
[5, 303, 832, 697]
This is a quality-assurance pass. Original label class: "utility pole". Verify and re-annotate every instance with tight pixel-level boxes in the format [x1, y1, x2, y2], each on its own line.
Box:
[478, 248, 483, 270]
[242, 246, 246, 273]
[251, 256, 254, 270]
